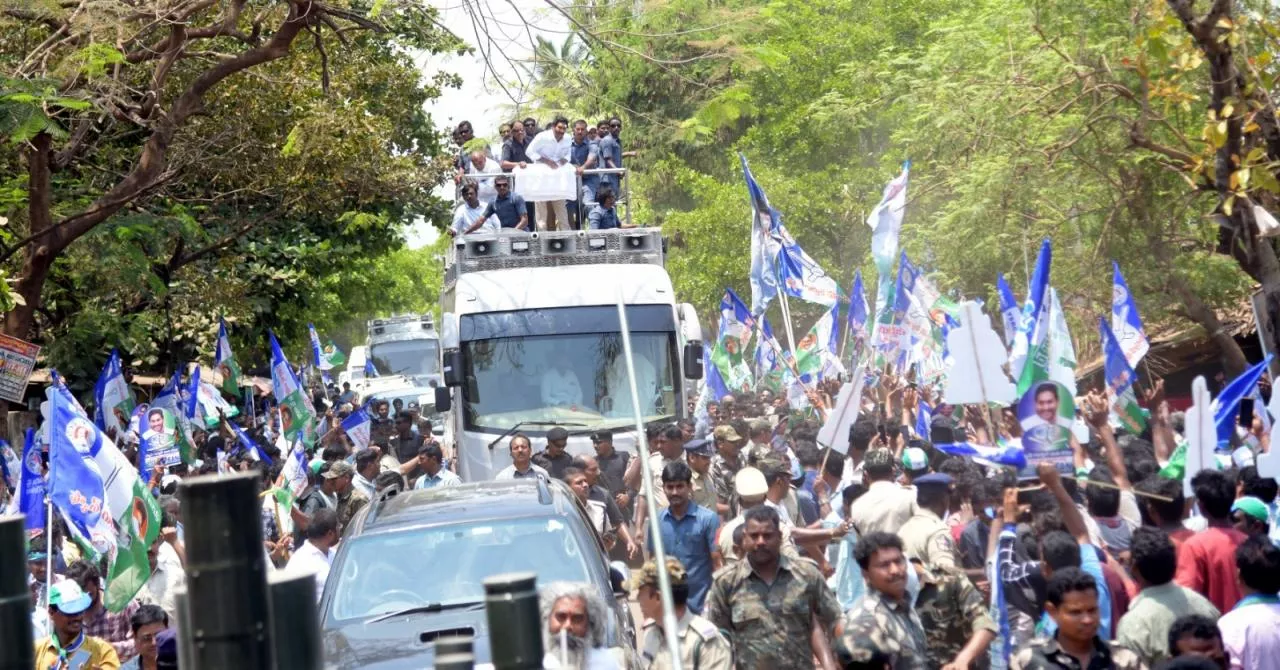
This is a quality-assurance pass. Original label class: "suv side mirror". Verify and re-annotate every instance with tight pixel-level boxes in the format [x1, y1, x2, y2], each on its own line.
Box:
[433, 386, 451, 412]
[682, 341, 703, 380]
[442, 349, 464, 387]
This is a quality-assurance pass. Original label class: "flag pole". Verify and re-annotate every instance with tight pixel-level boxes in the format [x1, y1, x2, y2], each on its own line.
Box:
[45, 387, 56, 636]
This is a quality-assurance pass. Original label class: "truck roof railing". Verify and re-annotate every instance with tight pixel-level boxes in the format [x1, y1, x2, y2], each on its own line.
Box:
[457, 167, 633, 229]
[444, 228, 665, 286]
[368, 313, 435, 335]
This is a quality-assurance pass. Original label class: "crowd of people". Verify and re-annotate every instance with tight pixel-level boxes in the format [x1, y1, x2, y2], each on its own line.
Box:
[515, 374, 1280, 670]
[447, 116, 636, 235]
[13, 363, 1280, 670]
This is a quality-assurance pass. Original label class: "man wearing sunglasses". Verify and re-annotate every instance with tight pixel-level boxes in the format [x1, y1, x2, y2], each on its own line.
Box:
[463, 175, 528, 233]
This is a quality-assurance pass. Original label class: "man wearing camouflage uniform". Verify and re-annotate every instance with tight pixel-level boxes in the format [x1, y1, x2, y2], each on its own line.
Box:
[704, 506, 841, 670]
[709, 425, 743, 519]
[636, 557, 732, 670]
[911, 557, 997, 670]
[839, 531, 929, 669]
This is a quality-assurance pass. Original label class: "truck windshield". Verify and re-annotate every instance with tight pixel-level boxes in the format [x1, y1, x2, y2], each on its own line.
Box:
[369, 339, 440, 377]
[462, 331, 677, 432]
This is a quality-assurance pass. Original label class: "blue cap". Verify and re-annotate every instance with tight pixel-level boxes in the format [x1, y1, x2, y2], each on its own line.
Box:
[683, 438, 713, 456]
[914, 472, 954, 487]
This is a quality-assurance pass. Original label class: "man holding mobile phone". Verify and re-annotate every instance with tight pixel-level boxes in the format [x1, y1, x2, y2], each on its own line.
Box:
[35, 580, 121, 669]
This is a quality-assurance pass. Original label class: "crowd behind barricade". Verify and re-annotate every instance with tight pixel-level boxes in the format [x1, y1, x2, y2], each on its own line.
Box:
[446, 116, 637, 236]
[12, 365, 1280, 670]
[527, 372, 1280, 670]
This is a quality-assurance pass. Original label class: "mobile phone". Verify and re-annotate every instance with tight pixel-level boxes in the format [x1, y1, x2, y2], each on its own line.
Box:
[1239, 398, 1255, 429]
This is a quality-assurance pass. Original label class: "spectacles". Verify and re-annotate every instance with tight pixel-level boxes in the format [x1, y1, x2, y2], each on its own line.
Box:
[610, 122, 621, 128]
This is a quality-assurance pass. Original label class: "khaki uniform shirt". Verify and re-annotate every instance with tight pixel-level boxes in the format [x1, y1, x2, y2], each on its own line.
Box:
[703, 555, 842, 670]
[691, 469, 718, 511]
[640, 609, 733, 670]
[898, 508, 960, 573]
[848, 480, 917, 536]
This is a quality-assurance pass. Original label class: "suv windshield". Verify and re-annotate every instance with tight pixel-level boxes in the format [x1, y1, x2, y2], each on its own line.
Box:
[328, 517, 592, 622]
[370, 339, 441, 377]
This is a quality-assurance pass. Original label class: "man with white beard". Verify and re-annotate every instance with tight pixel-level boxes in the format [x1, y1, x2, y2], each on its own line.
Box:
[540, 582, 624, 669]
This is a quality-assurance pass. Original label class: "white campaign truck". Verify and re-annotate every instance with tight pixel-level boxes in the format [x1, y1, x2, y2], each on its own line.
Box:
[340, 314, 442, 411]
[435, 228, 703, 481]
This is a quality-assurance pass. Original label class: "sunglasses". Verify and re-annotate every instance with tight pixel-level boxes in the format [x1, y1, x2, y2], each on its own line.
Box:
[495, 183, 510, 188]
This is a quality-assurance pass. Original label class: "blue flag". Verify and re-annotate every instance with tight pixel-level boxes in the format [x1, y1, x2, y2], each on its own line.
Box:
[1213, 356, 1274, 447]
[17, 428, 45, 531]
[341, 409, 373, 451]
[93, 349, 135, 436]
[1111, 262, 1150, 369]
[742, 154, 781, 315]
[755, 316, 780, 379]
[934, 441, 1028, 470]
[1100, 317, 1147, 434]
[779, 240, 840, 307]
[185, 367, 200, 420]
[915, 400, 932, 441]
[703, 344, 731, 404]
[364, 358, 379, 378]
[229, 421, 272, 465]
[1011, 239, 1052, 388]
[47, 378, 115, 558]
[848, 270, 869, 341]
[996, 273, 1019, 349]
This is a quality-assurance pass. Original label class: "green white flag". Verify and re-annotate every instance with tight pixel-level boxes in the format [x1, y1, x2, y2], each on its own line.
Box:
[270, 332, 318, 450]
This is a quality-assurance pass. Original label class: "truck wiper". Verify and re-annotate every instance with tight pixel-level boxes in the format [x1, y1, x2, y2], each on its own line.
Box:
[366, 600, 485, 624]
[486, 420, 586, 451]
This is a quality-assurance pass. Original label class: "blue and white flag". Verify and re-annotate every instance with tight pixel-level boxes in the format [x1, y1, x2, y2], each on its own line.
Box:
[364, 358, 379, 378]
[1213, 355, 1274, 446]
[755, 316, 780, 380]
[271, 332, 319, 450]
[229, 421, 271, 465]
[996, 273, 1019, 349]
[704, 344, 731, 404]
[341, 409, 373, 451]
[866, 162, 910, 278]
[915, 400, 932, 440]
[742, 154, 782, 315]
[780, 240, 840, 307]
[16, 428, 45, 531]
[848, 270, 869, 342]
[1011, 239, 1052, 387]
[1100, 317, 1147, 434]
[46, 380, 117, 561]
[308, 323, 333, 371]
[94, 349, 135, 437]
[185, 367, 200, 421]
[935, 440, 1028, 470]
[1111, 262, 1150, 369]
[0, 438, 16, 496]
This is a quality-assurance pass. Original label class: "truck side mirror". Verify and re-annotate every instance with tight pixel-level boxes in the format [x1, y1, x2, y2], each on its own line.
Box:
[433, 387, 451, 412]
[442, 349, 465, 387]
[683, 341, 703, 380]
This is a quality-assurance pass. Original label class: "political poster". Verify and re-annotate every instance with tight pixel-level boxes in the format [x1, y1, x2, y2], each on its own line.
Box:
[0, 334, 40, 403]
[140, 406, 184, 469]
[1016, 380, 1076, 476]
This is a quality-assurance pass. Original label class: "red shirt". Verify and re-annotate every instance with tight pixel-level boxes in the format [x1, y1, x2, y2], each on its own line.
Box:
[1174, 526, 1247, 613]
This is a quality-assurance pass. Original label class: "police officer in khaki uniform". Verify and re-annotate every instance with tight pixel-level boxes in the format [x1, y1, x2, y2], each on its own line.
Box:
[636, 557, 732, 670]
[684, 439, 719, 511]
[897, 472, 960, 574]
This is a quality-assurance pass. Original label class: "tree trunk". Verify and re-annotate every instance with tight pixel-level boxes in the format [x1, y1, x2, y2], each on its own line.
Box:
[5, 133, 55, 341]
[1169, 274, 1250, 377]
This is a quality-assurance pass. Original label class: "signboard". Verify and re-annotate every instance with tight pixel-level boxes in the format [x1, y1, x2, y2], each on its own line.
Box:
[0, 335, 40, 403]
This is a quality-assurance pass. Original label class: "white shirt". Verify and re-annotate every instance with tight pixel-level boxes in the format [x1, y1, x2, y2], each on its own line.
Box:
[526, 129, 572, 164]
[495, 463, 550, 480]
[764, 498, 794, 526]
[414, 468, 463, 489]
[353, 473, 377, 501]
[452, 201, 492, 235]
[465, 160, 501, 203]
[286, 540, 333, 602]
[541, 368, 583, 407]
[142, 542, 186, 621]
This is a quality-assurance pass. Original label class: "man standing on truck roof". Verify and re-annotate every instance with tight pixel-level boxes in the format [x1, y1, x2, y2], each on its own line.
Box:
[534, 427, 574, 479]
[464, 175, 528, 233]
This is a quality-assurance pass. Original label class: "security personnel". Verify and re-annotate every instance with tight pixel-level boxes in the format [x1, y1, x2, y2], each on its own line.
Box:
[897, 472, 960, 573]
[684, 438, 719, 511]
[636, 557, 732, 670]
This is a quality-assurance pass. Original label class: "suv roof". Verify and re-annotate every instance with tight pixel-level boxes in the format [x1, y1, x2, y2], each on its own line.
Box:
[349, 478, 571, 537]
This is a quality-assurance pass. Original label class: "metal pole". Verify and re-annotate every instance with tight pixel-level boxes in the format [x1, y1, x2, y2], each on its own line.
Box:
[0, 516, 34, 670]
[483, 572, 543, 670]
[616, 287, 683, 670]
[179, 472, 271, 670]
[268, 571, 321, 670]
[174, 589, 195, 670]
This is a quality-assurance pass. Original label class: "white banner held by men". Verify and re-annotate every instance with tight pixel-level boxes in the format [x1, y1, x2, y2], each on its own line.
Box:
[513, 164, 577, 202]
